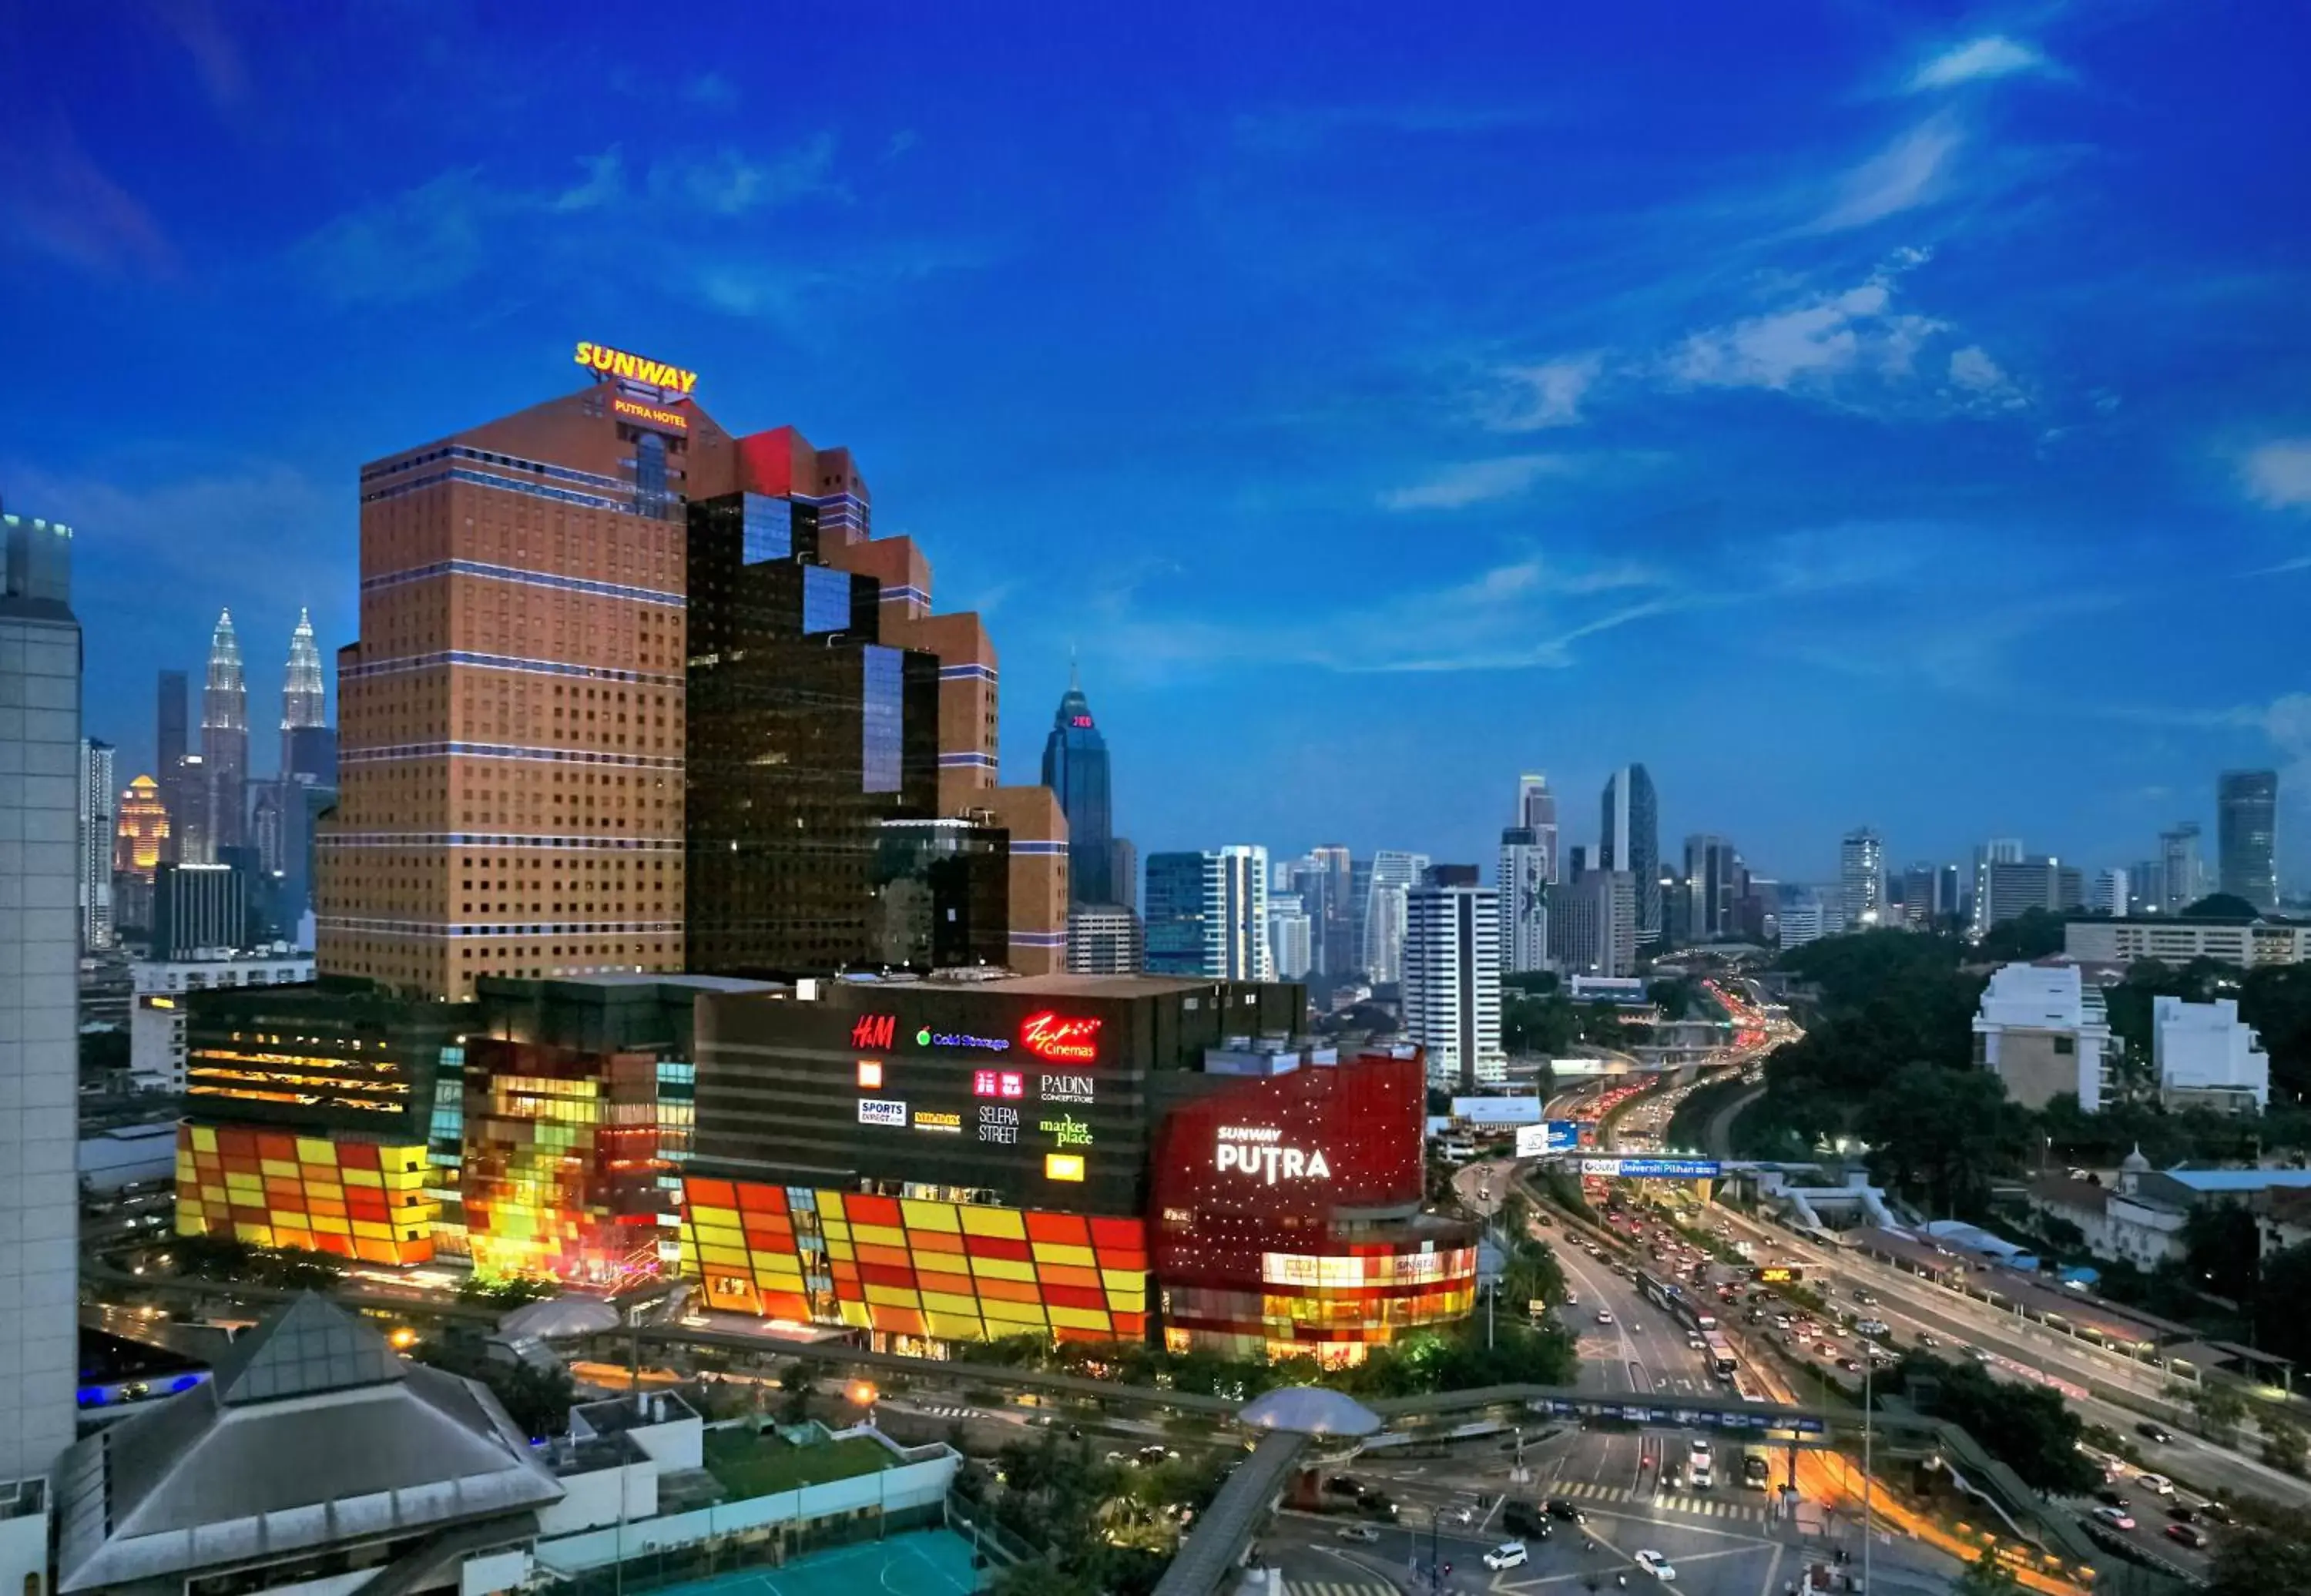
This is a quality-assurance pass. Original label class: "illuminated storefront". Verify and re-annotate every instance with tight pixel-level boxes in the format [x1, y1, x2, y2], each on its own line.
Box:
[174, 1123, 436, 1265]
[1151, 1049, 1478, 1366]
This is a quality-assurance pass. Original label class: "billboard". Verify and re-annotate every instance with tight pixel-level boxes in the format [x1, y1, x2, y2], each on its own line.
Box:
[1514, 1119, 1582, 1158]
[1577, 1155, 1721, 1179]
[1451, 1095, 1545, 1127]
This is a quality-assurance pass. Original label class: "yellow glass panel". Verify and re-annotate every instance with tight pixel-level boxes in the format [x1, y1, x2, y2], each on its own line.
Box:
[864, 1284, 921, 1308]
[837, 1299, 870, 1328]
[233, 1222, 273, 1244]
[190, 1125, 218, 1152]
[901, 1200, 960, 1232]
[311, 1215, 351, 1235]
[960, 1205, 1027, 1239]
[1048, 1306, 1112, 1332]
[826, 1239, 854, 1261]
[814, 1190, 848, 1219]
[296, 1138, 337, 1165]
[854, 1223, 905, 1248]
[915, 1256, 973, 1284]
[1031, 1242, 1097, 1269]
[351, 1220, 393, 1240]
[202, 1184, 227, 1204]
[924, 1309, 986, 1340]
[341, 1167, 383, 1187]
[175, 1157, 197, 1181]
[1101, 1269, 1148, 1295]
[820, 1220, 850, 1242]
[176, 1212, 207, 1236]
[695, 1225, 744, 1250]
[690, 1205, 741, 1229]
[1105, 1289, 1147, 1312]
[921, 1290, 981, 1317]
[307, 1182, 344, 1203]
[981, 1298, 1046, 1326]
[260, 1158, 300, 1179]
[748, 1249, 802, 1273]
[971, 1256, 1035, 1283]
[701, 1246, 749, 1268]
[178, 1199, 204, 1219]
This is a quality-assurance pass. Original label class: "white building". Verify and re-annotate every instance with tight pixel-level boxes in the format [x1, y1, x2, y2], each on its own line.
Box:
[1064, 904, 1143, 975]
[1360, 850, 1427, 984]
[2064, 916, 2311, 967]
[1971, 961, 2116, 1112]
[1404, 881, 1504, 1090]
[0, 504, 81, 1497]
[79, 735, 115, 949]
[1498, 827, 1553, 975]
[2023, 1150, 2190, 1272]
[1839, 828, 1884, 929]
[132, 951, 314, 995]
[2152, 995, 2269, 1112]
[1265, 892, 1313, 981]
[2160, 823, 2205, 913]
[2091, 867, 2130, 918]
[1971, 837, 2024, 936]
[1209, 844, 1272, 981]
[1550, 868, 1636, 976]
[1778, 897, 1832, 949]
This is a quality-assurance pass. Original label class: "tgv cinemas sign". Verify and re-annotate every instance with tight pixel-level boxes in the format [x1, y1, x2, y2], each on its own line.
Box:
[1215, 1125, 1333, 1184]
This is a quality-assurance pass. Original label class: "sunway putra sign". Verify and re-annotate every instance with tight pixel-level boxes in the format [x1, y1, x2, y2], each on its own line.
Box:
[1215, 1125, 1332, 1184]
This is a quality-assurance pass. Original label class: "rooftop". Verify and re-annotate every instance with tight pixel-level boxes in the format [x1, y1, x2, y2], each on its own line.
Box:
[698, 1427, 894, 1500]
[2155, 1167, 2311, 1195]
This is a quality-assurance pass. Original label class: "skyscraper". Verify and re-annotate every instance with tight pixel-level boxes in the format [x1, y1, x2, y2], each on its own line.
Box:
[1551, 869, 1637, 976]
[280, 606, 329, 774]
[1143, 852, 1206, 975]
[1141, 847, 1271, 979]
[1900, 862, 1940, 930]
[2159, 823, 2205, 914]
[1359, 849, 1429, 984]
[1682, 833, 1737, 941]
[1600, 764, 1659, 940]
[0, 499, 81, 1480]
[201, 607, 249, 851]
[1499, 773, 1558, 975]
[114, 773, 170, 877]
[79, 736, 116, 949]
[153, 668, 185, 867]
[1041, 666, 1114, 907]
[1266, 891, 1313, 980]
[1405, 875, 1503, 1088]
[1304, 843, 1354, 977]
[2217, 770, 2279, 911]
[1839, 827, 1884, 929]
[1971, 837, 2024, 937]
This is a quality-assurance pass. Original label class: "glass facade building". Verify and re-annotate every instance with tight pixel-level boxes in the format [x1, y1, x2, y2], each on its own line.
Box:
[1040, 672, 1114, 906]
[2218, 770, 2279, 912]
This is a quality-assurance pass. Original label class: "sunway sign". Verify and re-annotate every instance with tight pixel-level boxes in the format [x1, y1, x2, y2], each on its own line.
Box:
[1214, 1125, 1332, 1185]
[1021, 1011, 1100, 1063]
[575, 340, 699, 394]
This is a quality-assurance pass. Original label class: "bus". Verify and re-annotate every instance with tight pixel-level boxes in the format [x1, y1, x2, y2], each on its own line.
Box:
[1701, 1332, 1738, 1380]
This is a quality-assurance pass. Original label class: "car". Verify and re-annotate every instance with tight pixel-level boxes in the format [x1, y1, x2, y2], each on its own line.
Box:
[1852, 1289, 1877, 1305]
[1774, 1313, 1793, 1327]
[1335, 1524, 1380, 1543]
[1326, 1475, 1366, 1497]
[1688, 1333, 1708, 1350]
[2204, 1501, 2239, 1526]
[2136, 1422, 2174, 1445]
[1503, 1500, 1551, 1537]
[1634, 1549, 1678, 1581]
[1838, 1356, 1861, 1372]
[1966, 1346, 1994, 1363]
[1545, 1497, 1587, 1523]
[2091, 1506, 2136, 1531]
[1357, 1492, 1397, 1519]
[1596, 1310, 1616, 1326]
[1565, 1291, 1580, 1306]
[1444, 1504, 1475, 1526]
[1917, 1332, 1938, 1349]
[2138, 1473, 2175, 1496]
[2166, 1504, 2200, 1524]
[1482, 1543, 1528, 1571]
[1856, 1319, 1890, 1337]
[2164, 1524, 2209, 1551]
[2096, 1489, 2132, 1510]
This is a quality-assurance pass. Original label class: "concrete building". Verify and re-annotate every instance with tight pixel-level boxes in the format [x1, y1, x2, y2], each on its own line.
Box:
[1498, 825, 1552, 974]
[1971, 961, 2115, 1112]
[79, 735, 114, 948]
[1405, 877, 1504, 1088]
[1358, 850, 1427, 984]
[1143, 847, 1270, 980]
[1900, 861, 1940, 929]
[2218, 770, 2279, 912]
[1839, 827, 1884, 929]
[1971, 837, 2024, 936]
[2022, 1150, 2189, 1272]
[2160, 822, 2206, 913]
[1064, 904, 1143, 975]
[1265, 891, 1313, 981]
[1978, 857, 2085, 928]
[2064, 915, 2311, 967]
[1550, 867, 1637, 977]
[1776, 896, 1832, 949]
[2092, 867, 2129, 918]
[1600, 764, 1659, 939]
[2152, 995, 2269, 1112]
[0, 500, 81, 1489]
[152, 860, 249, 958]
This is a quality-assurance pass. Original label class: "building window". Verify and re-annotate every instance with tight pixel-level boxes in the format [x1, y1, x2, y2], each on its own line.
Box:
[802, 565, 850, 635]
[741, 495, 792, 565]
[861, 647, 903, 794]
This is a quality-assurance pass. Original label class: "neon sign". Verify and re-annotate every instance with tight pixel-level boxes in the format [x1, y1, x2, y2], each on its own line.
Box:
[1039, 1114, 1095, 1148]
[1216, 1125, 1332, 1184]
[612, 397, 688, 431]
[1071, 715, 1093, 728]
[979, 1105, 1020, 1145]
[1021, 1011, 1101, 1063]
[852, 1014, 897, 1050]
[917, 1028, 1008, 1052]
[856, 1060, 884, 1090]
[914, 1110, 963, 1134]
[574, 340, 699, 394]
[1039, 1072, 1094, 1104]
[973, 1069, 1026, 1099]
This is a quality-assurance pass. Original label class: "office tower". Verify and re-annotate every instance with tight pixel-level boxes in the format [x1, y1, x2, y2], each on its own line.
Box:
[1141, 847, 1270, 978]
[153, 861, 250, 957]
[169, 749, 213, 864]
[1359, 849, 1427, 984]
[1777, 897, 1831, 950]
[114, 773, 169, 876]
[2217, 770, 2279, 911]
[1550, 867, 1637, 977]
[1498, 826, 1551, 974]
[1144, 852, 1207, 975]
[2127, 860, 2162, 916]
[1971, 837, 2024, 936]
[280, 605, 327, 773]
[156, 666, 188, 861]
[1266, 891, 1313, 980]
[1600, 764, 1659, 938]
[1296, 843, 1353, 977]
[2091, 868, 2129, 917]
[1682, 833, 1737, 941]
[1065, 904, 1143, 974]
[1108, 837, 1138, 914]
[1041, 666, 1114, 907]
[201, 607, 249, 851]
[1900, 862, 1941, 930]
[1938, 863, 1961, 920]
[1981, 856, 2085, 924]
[1404, 877, 1503, 1089]
[0, 499, 80, 1480]
[79, 736, 116, 948]
[1837, 828, 1884, 929]
[2159, 823, 2205, 914]
[1515, 771, 1558, 834]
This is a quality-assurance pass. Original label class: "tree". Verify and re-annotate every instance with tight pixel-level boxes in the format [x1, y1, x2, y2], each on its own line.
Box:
[2167, 1380, 2249, 1439]
[2253, 1243, 2311, 1373]
[2182, 894, 2263, 921]
[1951, 1550, 2022, 1594]
[1887, 1353, 2098, 1495]
[1976, 908, 2077, 963]
[2211, 1525, 2311, 1596]
[991, 1560, 1098, 1596]
[2261, 1415, 2307, 1477]
[1857, 1064, 2030, 1219]
[2182, 1201, 2262, 1303]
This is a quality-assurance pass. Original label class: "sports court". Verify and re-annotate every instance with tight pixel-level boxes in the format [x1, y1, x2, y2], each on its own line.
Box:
[644, 1530, 984, 1596]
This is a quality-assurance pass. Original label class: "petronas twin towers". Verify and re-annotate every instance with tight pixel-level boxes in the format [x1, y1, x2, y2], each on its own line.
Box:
[190, 606, 327, 857]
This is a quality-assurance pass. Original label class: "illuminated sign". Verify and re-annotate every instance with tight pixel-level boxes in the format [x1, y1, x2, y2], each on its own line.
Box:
[1039, 1114, 1095, 1148]
[1021, 1011, 1101, 1063]
[1038, 1072, 1095, 1105]
[612, 396, 689, 431]
[1045, 1153, 1086, 1182]
[973, 1068, 1026, 1099]
[856, 1060, 884, 1090]
[1577, 1156, 1720, 1180]
[917, 1028, 1008, 1052]
[1754, 1266, 1803, 1283]
[852, 1014, 897, 1051]
[978, 1105, 1019, 1145]
[574, 340, 699, 394]
[1514, 1120, 1581, 1158]
[1215, 1125, 1332, 1184]
[1071, 714, 1093, 728]
[857, 1098, 907, 1128]
[914, 1110, 963, 1135]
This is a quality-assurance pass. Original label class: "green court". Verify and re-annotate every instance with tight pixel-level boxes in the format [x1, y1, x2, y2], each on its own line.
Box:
[646, 1531, 984, 1596]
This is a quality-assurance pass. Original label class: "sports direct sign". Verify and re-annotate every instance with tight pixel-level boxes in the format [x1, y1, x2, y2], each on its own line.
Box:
[1215, 1125, 1332, 1184]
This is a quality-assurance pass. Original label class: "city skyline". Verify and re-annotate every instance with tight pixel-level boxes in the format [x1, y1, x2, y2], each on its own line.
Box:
[10, 6, 2311, 888]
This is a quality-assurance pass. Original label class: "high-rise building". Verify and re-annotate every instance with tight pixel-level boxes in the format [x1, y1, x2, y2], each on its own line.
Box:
[1900, 861, 1940, 930]
[1297, 843, 1353, 977]
[1600, 765, 1659, 939]
[280, 605, 327, 773]
[2127, 858, 2162, 916]
[1498, 826, 1550, 974]
[79, 735, 116, 948]
[1404, 877, 1503, 1088]
[156, 666, 188, 862]
[1970, 837, 2024, 936]
[1550, 868, 1638, 977]
[2217, 770, 2279, 912]
[1838, 828, 1884, 929]
[2160, 822, 2205, 914]
[1108, 837, 1138, 914]
[1980, 857, 2085, 924]
[1142, 847, 1270, 979]
[114, 773, 169, 877]
[1777, 896, 1832, 950]
[1041, 666, 1112, 907]
[1682, 833, 1737, 942]
[1360, 850, 1428, 984]
[1266, 891, 1313, 980]
[153, 861, 250, 958]
[1065, 904, 1143, 974]
[0, 498, 81, 1480]
[200, 607, 249, 852]
[2092, 867, 2130, 918]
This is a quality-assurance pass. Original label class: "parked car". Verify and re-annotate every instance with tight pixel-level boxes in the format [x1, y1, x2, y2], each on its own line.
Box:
[1482, 1543, 1528, 1571]
[2092, 1506, 2137, 1532]
[2163, 1524, 2209, 1551]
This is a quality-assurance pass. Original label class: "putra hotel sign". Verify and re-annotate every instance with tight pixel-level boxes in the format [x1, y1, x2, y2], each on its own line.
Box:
[1215, 1125, 1331, 1184]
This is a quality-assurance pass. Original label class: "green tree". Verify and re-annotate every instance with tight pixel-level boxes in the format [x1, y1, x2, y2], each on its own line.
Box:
[2260, 1415, 2307, 1477]
[2242, 964, 2311, 1103]
[2252, 1243, 2311, 1372]
[2182, 1201, 2262, 1303]
[2211, 1525, 2311, 1596]
[1857, 1063, 2030, 1219]
[1951, 1550, 2022, 1594]
[2167, 1380, 2249, 1439]
[1975, 908, 2083, 962]
[2182, 894, 2263, 921]
[1885, 1353, 2098, 1494]
[991, 1559, 1098, 1596]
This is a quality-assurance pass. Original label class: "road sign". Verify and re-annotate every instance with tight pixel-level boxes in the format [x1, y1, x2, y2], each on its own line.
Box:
[1576, 1155, 1721, 1179]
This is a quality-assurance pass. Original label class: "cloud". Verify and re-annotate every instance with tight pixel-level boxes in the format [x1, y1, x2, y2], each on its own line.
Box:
[0, 106, 175, 277]
[1907, 35, 2049, 92]
[649, 135, 840, 215]
[1947, 344, 2028, 411]
[1380, 454, 1579, 511]
[1233, 103, 1555, 155]
[1668, 253, 1947, 395]
[884, 129, 920, 162]
[295, 166, 494, 305]
[683, 72, 738, 110]
[1485, 354, 1605, 431]
[150, 0, 249, 109]
[1816, 115, 1964, 231]
[2241, 439, 2311, 511]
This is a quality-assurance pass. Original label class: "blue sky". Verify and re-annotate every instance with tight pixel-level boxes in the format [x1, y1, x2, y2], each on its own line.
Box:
[5, 2, 2309, 887]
